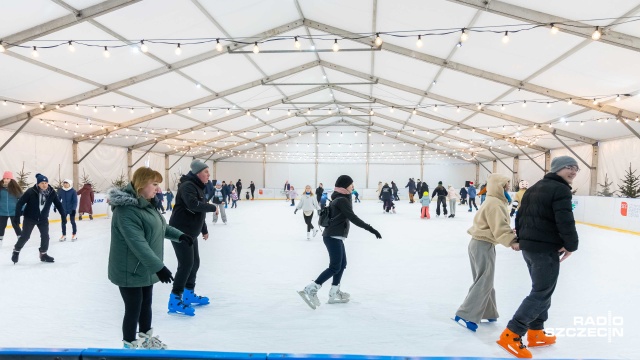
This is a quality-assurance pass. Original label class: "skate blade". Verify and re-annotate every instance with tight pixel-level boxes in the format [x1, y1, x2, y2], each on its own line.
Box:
[167, 310, 195, 317]
[327, 299, 350, 304]
[527, 342, 555, 348]
[297, 291, 316, 310]
[452, 317, 477, 332]
[496, 341, 526, 358]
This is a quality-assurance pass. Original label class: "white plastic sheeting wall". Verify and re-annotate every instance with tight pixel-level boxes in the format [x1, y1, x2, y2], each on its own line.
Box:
[597, 137, 640, 196]
[77, 142, 127, 192]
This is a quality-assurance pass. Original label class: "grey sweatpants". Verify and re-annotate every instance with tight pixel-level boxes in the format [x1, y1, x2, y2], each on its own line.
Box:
[212, 205, 227, 223]
[449, 199, 457, 215]
[455, 239, 498, 324]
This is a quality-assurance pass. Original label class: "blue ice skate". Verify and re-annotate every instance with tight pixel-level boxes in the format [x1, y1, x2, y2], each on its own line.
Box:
[183, 288, 210, 306]
[168, 293, 195, 316]
[453, 315, 478, 332]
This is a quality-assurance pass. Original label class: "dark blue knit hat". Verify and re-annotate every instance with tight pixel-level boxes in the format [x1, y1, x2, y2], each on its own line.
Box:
[35, 173, 49, 184]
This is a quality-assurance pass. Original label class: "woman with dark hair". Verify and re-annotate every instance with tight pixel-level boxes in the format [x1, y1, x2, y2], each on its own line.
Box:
[108, 167, 192, 349]
[0, 171, 23, 246]
[298, 175, 382, 310]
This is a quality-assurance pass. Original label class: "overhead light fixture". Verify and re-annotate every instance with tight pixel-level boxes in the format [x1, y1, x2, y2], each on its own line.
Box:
[550, 24, 559, 34]
[416, 35, 423, 48]
[374, 33, 383, 46]
[175, 43, 182, 55]
[68, 41, 75, 52]
[332, 39, 340, 52]
[294, 36, 301, 49]
[502, 31, 509, 44]
[253, 42, 260, 54]
[140, 40, 148, 52]
[592, 27, 602, 40]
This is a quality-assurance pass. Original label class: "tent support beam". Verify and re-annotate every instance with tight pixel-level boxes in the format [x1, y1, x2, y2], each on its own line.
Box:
[131, 143, 158, 168]
[488, 150, 514, 173]
[0, 116, 33, 152]
[590, 144, 599, 196]
[169, 151, 189, 171]
[551, 132, 593, 170]
[517, 146, 546, 173]
[76, 138, 104, 164]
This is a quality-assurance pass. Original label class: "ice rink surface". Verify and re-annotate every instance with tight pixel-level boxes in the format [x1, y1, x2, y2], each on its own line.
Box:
[0, 198, 637, 359]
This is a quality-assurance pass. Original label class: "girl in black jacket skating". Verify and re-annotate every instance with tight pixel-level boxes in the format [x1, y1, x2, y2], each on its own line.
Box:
[298, 175, 382, 310]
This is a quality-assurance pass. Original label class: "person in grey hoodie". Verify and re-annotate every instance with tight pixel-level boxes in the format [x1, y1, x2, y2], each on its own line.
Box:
[295, 185, 321, 240]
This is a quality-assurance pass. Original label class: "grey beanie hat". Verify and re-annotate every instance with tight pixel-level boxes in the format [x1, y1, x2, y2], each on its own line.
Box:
[550, 155, 578, 173]
[190, 160, 208, 174]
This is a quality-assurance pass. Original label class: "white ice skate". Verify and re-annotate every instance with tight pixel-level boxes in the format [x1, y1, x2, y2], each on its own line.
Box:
[71, 234, 78, 241]
[307, 232, 311, 240]
[297, 282, 321, 309]
[138, 328, 168, 349]
[59, 235, 66, 242]
[328, 285, 350, 304]
[123, 339, 143, 349]
[312, 228, 319, 237]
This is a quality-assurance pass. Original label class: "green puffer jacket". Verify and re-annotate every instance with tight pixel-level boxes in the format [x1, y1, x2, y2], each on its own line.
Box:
[107, 184, 183, 287]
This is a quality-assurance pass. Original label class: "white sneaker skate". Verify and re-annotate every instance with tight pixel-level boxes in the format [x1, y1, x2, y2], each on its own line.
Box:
[123, 339, 143, 349]
[392, 208, 396, 214]
[59, 235, 66, 242]
[312, 228, 319, 237]
[71, 234, 78, 241]
[328, 285, 350, 304]
[297, 282, 321, 309]
[307, 232, 311, 240]
[138, 328, 168, 349]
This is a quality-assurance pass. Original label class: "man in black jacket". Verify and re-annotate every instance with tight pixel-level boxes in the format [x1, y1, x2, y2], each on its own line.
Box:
[497, 156, 580, 358]
[298, 175, 381, 310]
[168, 160, 218, 316]
[316, 183, 324, 204]
[236, 179, 242, 201]
[12, 173, 65, 264]
[431, 181, 448, 217]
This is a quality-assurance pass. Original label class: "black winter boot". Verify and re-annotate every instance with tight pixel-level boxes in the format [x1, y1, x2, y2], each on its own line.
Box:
[40, 252, 55, 263]
[11, 250, 20, 264]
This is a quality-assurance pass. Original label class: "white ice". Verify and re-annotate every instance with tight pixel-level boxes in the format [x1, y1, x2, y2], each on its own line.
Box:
[0, 198, 637, 359]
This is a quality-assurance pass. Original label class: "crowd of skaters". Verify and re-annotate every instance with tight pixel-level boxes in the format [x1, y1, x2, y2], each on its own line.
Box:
[1, 155, 581, 358]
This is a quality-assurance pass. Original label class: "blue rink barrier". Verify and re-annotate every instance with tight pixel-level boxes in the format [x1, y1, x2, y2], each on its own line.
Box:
[0, 349, 591, 360]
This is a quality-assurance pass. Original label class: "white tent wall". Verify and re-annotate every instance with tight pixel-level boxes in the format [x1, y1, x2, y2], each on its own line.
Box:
[216, 161, 264, 188]
[167, 155, 193, 190]
[0, 130, 72, 189]
[597, 137, 640, 195]
[550, 145, 593, 195]
[423, 163, 476, 190]
[264, 162, 315, 190]
[77, 142, 126, 193]
[517, 153, 547, 188]
[369, 164, 419, 191]
[318, 163, 366, 190]
[494, 158, 513, 188]
[130, 150, 166, 190]
[479, 161, 492, 185]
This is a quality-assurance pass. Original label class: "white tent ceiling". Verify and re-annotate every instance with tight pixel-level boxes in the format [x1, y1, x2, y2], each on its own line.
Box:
[2, 0, 640, 165]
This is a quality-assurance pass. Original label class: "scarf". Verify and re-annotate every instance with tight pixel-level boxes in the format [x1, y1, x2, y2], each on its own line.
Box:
[333, 187, 350, 195]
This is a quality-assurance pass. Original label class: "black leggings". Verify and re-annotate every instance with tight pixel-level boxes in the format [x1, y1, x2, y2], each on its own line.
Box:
[171, 236, 200, 295]
[303, 213, 315, 232]
[0, 216, 22, 238]
[315, 236, 347, 286]
[119, 285, 153, 342]
[61, 210, 77, 235]
[14, 217, 49, 252]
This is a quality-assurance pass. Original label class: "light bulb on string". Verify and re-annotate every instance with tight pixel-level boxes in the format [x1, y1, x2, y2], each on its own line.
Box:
[332, 39, 339, 52]
[567, 98, 573, 105]
[416, 35, 423, 48]
[175, 44, 182, 55]
[0, 42, 5, 52]
[522, 101, 527, 107]
[32, 46, 39, 58]
[253, 42, 260, 54]
[390, 107, 394, 113]
[140, 40, 148, 52]
[103, 46, 110, 58]
[592, 27, 602, 40]
[616, 94, 621, 101]
[216, 39, 223, 52]
[294, 36, 301, 49]
[550, 24, 559, 34]
[460, 29, 469, 42]
[68, 41, 75, 52]
[502, 31, 509, 44]
[374, 33, 383, 46]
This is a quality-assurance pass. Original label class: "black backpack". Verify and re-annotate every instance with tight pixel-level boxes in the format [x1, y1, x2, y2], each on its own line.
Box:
[318, 198, 345, 227]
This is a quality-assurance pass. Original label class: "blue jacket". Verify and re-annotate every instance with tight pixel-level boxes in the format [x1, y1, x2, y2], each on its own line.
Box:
[0, 187, 20, 217]
[16, 185, 65, 221]
[166, 191, 174, 203]
[58, 188, 78, 214]
[504, 191, 512, 204]
[204, 180, 215, 201]
[467, 186, 477, 198]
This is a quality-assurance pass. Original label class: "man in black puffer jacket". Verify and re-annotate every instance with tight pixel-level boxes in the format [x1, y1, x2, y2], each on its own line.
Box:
[168, 160, 218, 316]
[431, 181, 449, 217]
[497, 156, 580, 358]
[297, 175, 381, 310]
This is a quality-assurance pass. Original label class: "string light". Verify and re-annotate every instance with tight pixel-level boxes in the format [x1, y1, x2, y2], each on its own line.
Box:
[592, 27, 602, 40]
[550, 24, 559, 34]
[67, 41, 75, 52]
[374, 33, 383, 46]
[103, 46, 110, 58]
[0, 42, 5, 52]
[502, 31, 509, 44]
[140, 40, 148, 52]
[294, 37, 301, 49]
[253, 42, 260, 54]
[332, 39, 339, 52]
[32, 46, 39, 58]
[175, 44, 182, 55]
[416, 35, 423, 48]
[460, 29, 469, 42]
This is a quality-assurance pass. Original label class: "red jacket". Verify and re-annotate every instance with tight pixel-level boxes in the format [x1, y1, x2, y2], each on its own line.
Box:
[77, 183, 95, 213]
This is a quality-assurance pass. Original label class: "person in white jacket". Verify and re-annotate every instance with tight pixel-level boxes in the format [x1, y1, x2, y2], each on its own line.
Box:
[447, 185, 460, 218]
[294, 185, 320, 240]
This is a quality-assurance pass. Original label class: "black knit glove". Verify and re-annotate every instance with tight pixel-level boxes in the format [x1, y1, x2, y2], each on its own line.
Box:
[179, 234, 194, 246]
[368, 226, 382, 239]
[156, 266, 174, 283]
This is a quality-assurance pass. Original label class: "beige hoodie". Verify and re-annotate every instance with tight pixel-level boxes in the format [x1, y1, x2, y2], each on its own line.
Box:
[467, 174, 516, 247]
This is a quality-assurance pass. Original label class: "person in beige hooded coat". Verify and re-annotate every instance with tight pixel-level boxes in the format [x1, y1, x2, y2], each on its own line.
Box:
[454, 173, 519, 332]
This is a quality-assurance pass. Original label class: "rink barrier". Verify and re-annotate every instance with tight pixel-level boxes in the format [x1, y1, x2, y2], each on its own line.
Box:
[0, 349, 539, 360]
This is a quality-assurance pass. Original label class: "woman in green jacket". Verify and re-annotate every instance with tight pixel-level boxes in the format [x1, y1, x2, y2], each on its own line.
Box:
[107, 167, 192, 349]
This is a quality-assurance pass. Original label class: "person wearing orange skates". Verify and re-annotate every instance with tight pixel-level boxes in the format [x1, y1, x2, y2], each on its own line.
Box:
[497, 156, 580, 358]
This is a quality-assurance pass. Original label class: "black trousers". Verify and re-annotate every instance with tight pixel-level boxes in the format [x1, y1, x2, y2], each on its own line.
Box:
[119, 285, 153, 342]
[61, 210, 77, 235]
[315, 236, 347, 286]
[507, 250, 560, 336]
[156, 201, 165, 212]
[436, 196, 448, 215]
[171, 236, 200, 295]
[237, 188, 242, 200]
[383, 199, 393, 212]
[0, 215, 22, 238]
[251, 189, 255, 199]
[469, 198, 478, 210]
[303, 213, 315, 232]
[167, 200, 173, 211]
[14, 217, 50, 253]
